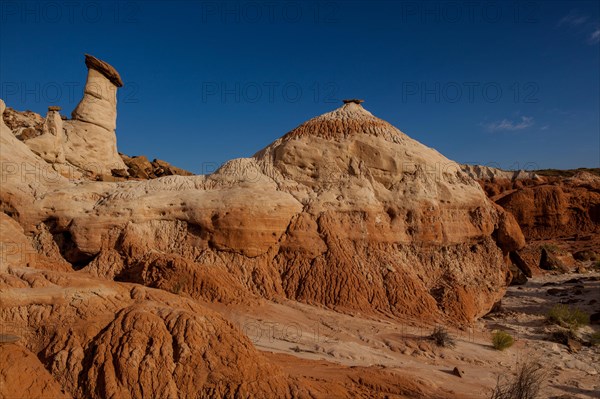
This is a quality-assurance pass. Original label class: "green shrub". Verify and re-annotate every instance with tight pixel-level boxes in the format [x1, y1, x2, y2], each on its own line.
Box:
[492, 331, 515, 351]
[547, 304, 589, 329]
[591, 332, 600, 346]
[429, 326, 455, 348]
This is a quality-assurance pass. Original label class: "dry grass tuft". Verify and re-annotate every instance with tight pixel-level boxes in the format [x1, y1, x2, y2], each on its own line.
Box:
[490, 359, 547, 399]
[429, 326, 455, 348]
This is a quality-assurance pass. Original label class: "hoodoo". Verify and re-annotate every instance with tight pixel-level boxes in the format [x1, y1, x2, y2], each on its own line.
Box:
[22, 106, 65, 163]
[63, 54, 127, 175]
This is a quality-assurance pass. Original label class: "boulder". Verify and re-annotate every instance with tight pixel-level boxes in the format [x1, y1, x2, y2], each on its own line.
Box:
[494, 206, 526, 254]
[508, 264, 528, 285]
[123, 154, 153, 179]
[566, 338, 582, 353]
[509, 250, 533, 277]
[540, 248, 566, 271]
[451, 367, 465, 378]
[120, 154, 194, 179]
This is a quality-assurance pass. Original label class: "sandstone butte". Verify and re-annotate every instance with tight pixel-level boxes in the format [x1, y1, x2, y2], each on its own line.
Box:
[0, 55, 530, 398]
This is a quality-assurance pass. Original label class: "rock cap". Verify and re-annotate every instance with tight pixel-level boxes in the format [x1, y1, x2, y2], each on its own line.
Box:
[342, 99, 364, 104]
[84, 54, 123, 87]
[48, 106, 61, 112]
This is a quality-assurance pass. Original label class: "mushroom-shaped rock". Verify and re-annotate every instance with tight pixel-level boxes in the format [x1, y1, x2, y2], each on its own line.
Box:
[84, 53, 123, 87]
[63, 54, 127, 175]
[342, 98, 365, 104]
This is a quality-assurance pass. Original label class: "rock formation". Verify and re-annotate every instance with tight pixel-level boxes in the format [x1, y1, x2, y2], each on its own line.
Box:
[1, 58, 533, 397]
[0, 260, 294, 398]
[20, 106, 66, 163]
[121, 154, 193, 179]
[466, 166, 600, 278]
[461, 164, 540, 182]
[1, 94, 525, 324]
[62, 54, 127, 175]
[2, 55, 128, 177]
[494, 173, 600, 240]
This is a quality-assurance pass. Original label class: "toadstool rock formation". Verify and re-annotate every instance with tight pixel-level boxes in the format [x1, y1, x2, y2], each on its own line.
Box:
[2, 55, 128, 177]
[62, 54, 127, 175]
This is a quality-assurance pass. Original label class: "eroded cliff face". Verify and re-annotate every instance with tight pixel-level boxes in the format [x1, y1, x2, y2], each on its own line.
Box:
[493, 174, 600, 241]
[462, 166, 599, 242]
[464, 166, 600, 279]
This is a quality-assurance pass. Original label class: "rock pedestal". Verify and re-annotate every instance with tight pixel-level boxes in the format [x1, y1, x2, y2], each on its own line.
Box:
[23, 107, 65, 163]
[64, 54, 127, 175]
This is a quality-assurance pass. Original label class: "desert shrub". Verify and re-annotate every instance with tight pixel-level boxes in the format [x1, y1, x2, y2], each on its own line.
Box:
[547, 304, 589, 329]
[429, 326, 455, 348]
[490, 360, 547, 399]
[594, 260, 600, 270]
[492, 331, 515, 351]
[591, 331, 600, 346]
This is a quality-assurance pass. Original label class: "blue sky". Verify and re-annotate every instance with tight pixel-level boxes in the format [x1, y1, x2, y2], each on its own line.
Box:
[1, 0, 599, 173]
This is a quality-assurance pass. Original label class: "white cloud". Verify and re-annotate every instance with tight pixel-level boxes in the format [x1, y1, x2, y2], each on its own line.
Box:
[558, 10, 600, 45]
[484, 116, 535, 132]
[558, 10, 588, 26]
[558, 10, 589, 27]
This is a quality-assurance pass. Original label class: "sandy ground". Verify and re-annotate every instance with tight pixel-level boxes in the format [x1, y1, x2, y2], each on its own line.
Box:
[208, 271, 600, 398]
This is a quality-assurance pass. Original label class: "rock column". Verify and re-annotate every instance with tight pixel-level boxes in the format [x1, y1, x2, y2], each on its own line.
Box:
[63, 54, 127, 176]
[22, 106, 65, 163]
